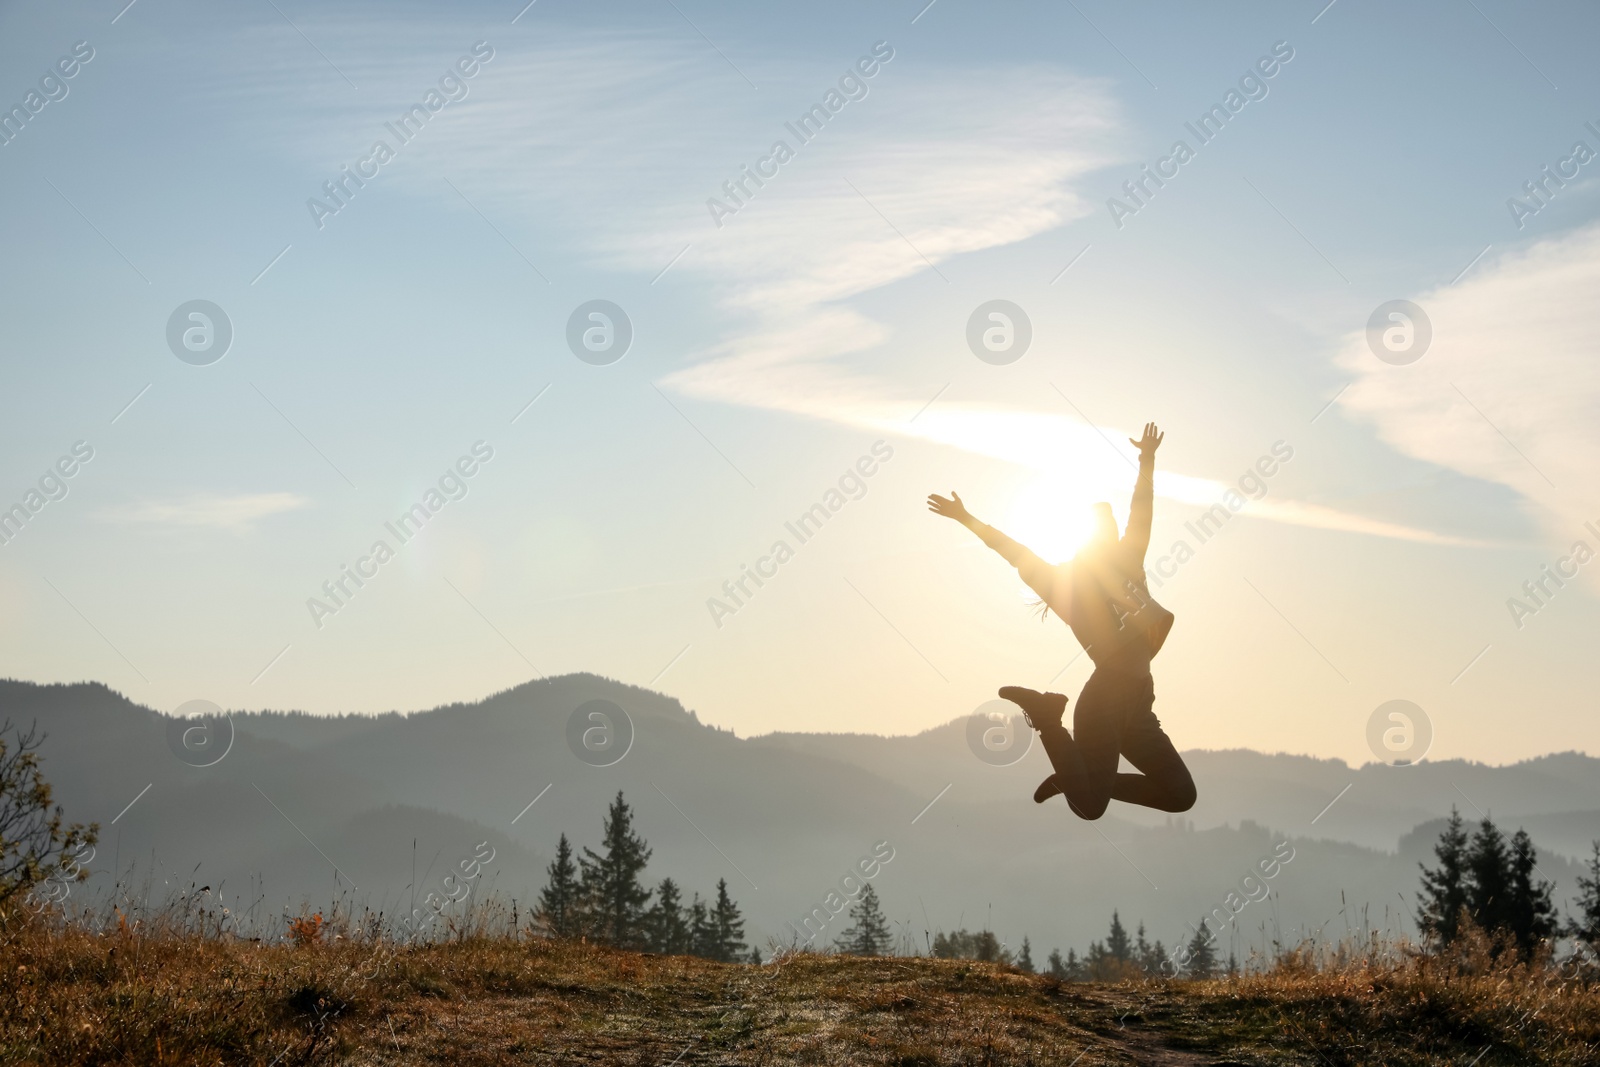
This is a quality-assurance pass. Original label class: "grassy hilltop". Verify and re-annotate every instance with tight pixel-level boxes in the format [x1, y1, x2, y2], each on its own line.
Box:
[4, 910, 1599, 1066]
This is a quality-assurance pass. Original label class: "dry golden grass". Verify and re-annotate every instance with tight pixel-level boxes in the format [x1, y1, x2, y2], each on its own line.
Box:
[3, 905, 1597, 1066]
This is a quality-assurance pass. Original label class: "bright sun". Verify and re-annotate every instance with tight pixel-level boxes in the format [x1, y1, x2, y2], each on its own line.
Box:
[1001, 476, 1103, 567]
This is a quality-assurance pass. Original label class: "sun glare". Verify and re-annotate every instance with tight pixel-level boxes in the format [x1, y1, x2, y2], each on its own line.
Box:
[1002, 477, 1103, 568]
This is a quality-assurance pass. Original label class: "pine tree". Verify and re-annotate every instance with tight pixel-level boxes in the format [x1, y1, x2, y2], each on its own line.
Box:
[1017, 935, 1035, 973]
[1084, 932, 1141, 981]
[1046, 948, 1066, 978]
[708, 878, 748, 962]
[578, 792, 653, 948]
[1085, 939, 1106, 974]
[688, 893, 712, 957]
[1466, 816, 1513, 937]
[1185, 919, 1217, 978]
[1106, 911, 1131, 962]
[931, 928, 1009, 962]
[1135, 922, 1165, 974]
[748, 945, 763, 965]
[837, 884, 892, 956]
[1421, 810, 1562, 960]
[534, 833, 583, 938]
[1417, 807, 1470, 945]
[1567, 841, 1600, 952]
[1507, 828, 1557, 959]
[643, 877, 691, 955]
[1226, 951, 1238, 976]
[1064, 946, 1084, 980]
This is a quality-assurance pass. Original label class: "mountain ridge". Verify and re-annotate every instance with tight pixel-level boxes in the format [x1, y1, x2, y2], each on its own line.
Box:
[3, 674, 1596, 959]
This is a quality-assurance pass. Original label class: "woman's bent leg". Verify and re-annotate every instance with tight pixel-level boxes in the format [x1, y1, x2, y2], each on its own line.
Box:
[1109, 675, 1196, 812]
[1036, 670, 1121, 820]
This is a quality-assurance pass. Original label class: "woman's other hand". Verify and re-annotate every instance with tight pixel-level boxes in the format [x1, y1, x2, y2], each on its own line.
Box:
[927, 491, 970, 522]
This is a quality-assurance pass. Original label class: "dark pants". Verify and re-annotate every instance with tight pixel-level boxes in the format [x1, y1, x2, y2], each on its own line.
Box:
[1037, 666, 1196, 820]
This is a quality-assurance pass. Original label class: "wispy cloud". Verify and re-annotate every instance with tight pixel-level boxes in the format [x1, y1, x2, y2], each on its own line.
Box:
[98, 492, 310, 532]
[219, 23, 1451, 549]
[456, 34, 1459, 549]
[226, 25, 1121, 395]
[874, 401, 1480, 546]
[1334, 222, 1600, 553]
[653, 65, 1121, 400]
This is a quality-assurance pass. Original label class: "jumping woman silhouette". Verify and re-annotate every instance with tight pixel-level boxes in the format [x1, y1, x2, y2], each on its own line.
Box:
[928, 422, 1196, 820]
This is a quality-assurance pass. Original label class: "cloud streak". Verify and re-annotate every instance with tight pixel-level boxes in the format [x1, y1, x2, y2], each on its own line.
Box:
[1335, 222, 1600, 554]
[98, 492, 310, 532]
[224, 23, 1463, 550]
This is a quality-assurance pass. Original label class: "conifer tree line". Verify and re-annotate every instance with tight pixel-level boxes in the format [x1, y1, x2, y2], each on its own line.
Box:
[931, 928, 1010, 963]
[1026, 814, 1600, 979]
[534, 797, 1600, 972]
[1032, 911, 1240, 981]
[1416, 808, 1600, 961]
[931, 912, 1223, 980]
[533, 791, 757, 963]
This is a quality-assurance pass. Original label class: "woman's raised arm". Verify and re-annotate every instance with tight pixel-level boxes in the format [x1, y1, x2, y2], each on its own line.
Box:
[928, 491, 1062, 613]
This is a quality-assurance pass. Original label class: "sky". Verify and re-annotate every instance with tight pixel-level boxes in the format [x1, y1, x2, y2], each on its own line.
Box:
[2, 0, 1598, 767]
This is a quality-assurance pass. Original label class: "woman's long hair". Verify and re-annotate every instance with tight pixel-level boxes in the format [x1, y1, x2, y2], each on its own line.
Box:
[1031, 560, 1074, 621]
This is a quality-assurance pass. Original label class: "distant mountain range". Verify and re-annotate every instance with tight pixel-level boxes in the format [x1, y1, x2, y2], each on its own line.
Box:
[4, 675, 1597, 962]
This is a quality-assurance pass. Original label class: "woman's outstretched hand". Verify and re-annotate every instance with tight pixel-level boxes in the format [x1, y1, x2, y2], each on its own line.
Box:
[1130, 422, 1164, 457]
[927, 491, 971, 522]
